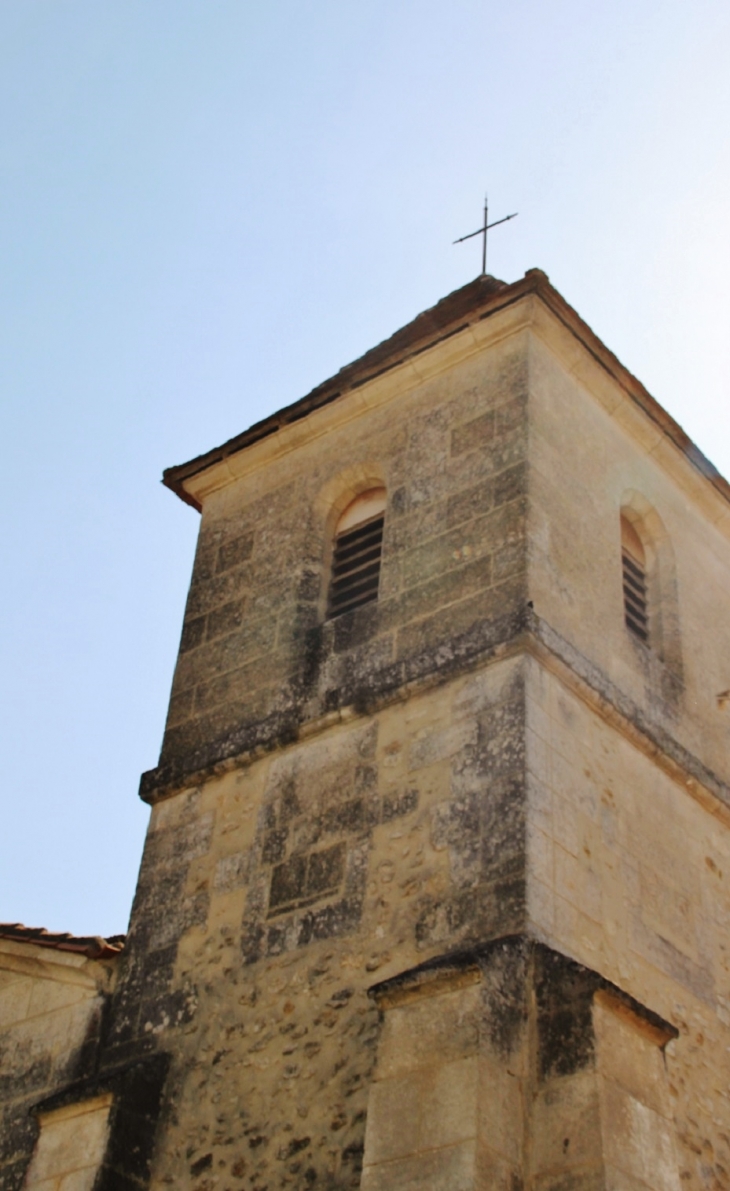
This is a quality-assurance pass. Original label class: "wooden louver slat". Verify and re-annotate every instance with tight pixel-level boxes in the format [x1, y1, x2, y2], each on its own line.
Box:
[622, 549, 648, 641]
[327, 515, 384, 618]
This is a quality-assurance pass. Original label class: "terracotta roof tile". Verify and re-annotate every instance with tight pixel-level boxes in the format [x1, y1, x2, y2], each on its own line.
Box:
[0, 923, 125, 960]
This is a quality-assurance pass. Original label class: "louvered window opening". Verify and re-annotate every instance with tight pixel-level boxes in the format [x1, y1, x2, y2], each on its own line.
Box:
[327, 514, 384, 618]
[622, 550, 648, 642]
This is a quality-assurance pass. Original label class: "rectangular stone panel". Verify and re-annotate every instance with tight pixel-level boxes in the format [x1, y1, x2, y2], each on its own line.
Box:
[599, 1081, 680, 1191]
[25, 1095, 112, 1189]
[361, 1140, 476, 1191]
[374, 982, 481, 1081]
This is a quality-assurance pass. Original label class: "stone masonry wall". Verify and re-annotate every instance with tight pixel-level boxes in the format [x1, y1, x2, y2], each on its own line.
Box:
[104, 657, 527, 1189]
[148, 333, 529, 795]
[527, 332, 730, 786]
[361, 939, 679, 1191]
[527, 657, 730, 1191]
[0, 943, 115, 1191]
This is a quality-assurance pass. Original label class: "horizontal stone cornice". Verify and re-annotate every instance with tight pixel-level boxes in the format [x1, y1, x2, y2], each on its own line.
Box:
[0, 940, 114, 991]
[139, 610, 730, 828]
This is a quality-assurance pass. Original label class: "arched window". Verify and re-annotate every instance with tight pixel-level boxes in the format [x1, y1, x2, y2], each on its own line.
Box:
[327, 488, 386, 619]
[619, 495, 682, 685]
[621, 514, 649, 642]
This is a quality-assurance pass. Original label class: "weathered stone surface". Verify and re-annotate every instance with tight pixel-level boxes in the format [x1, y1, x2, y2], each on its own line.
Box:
[142, 337, 529, 797]
[24, 1096, 112, 1190]
[0, 943, 116, 1190]
[81, 660, 526, 1189]
[9, 273, 730, 1190]
[525, 649, 730, 1191]
[364, 940, 679, 1191]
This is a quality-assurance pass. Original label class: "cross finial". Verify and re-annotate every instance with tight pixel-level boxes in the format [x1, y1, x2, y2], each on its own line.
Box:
[453, 195, 518, 276]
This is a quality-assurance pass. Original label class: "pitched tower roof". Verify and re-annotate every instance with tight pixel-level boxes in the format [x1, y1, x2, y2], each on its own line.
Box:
[162, 269, 729, 513]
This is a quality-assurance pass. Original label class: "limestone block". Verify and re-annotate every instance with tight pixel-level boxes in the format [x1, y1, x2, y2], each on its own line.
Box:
[364, 1057, 477, 1166]
[213, 850, 248, 893]
[24, 1096, 112, 1189]
[361, 1139, 476, 1191]
[527, 876, 556, 935]
[3, 994, 99, 1084]
[58, 1172, 103, 1191]
[537, 1173, 607, 1191]
[26, 978, 88, 1020]
[530, 1071, 604, 1176]
[555, 843, 603, 923]
[364, 1073, 423, 1165]
[527, 823, 554, 889]
[408, 720, 478, 772]
[475, 1143, 523, 1191]
[553, 895, 606, 965]
[638, 866, 699, 963]
[374, 983, 481, 1080]
[599, 1081, 680, 1191]
[451, 656, 525, 720]
[0, 974, 33, 1026]
[477, 1057, 524, 1165]
[416, 1058, 479, 1151]
[593, 997, 673, 1118]
[604, 1161, 662, 1191]
[526, 727, 552, 790]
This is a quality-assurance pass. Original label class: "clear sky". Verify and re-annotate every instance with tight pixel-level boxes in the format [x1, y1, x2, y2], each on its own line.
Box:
[1, 1, 728, 937]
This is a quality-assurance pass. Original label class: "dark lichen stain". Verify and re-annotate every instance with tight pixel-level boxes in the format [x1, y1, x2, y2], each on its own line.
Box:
[141, 606, 530, 804]
[534, 948, 598, 1082]
[480, 937, 529, 1060]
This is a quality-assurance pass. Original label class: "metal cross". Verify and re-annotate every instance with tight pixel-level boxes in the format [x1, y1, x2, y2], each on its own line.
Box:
[453, 195, 518, 276]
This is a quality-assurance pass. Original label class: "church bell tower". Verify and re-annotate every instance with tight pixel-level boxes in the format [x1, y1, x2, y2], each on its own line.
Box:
[11, 269, 730, 1191]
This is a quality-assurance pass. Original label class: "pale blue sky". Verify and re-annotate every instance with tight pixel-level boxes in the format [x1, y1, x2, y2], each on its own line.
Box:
[1, 1, 728, 936]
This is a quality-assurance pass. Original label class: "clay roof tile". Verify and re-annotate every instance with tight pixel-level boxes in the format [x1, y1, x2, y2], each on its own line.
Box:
[0, 922, 125, 960]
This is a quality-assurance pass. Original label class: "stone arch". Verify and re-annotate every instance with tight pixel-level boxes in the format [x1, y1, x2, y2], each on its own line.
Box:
[313, 463, 387, 539]
[335, 488, 387, 536]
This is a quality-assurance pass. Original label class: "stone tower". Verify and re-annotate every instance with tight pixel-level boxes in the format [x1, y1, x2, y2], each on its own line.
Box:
[5, 269, 730, 1191]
